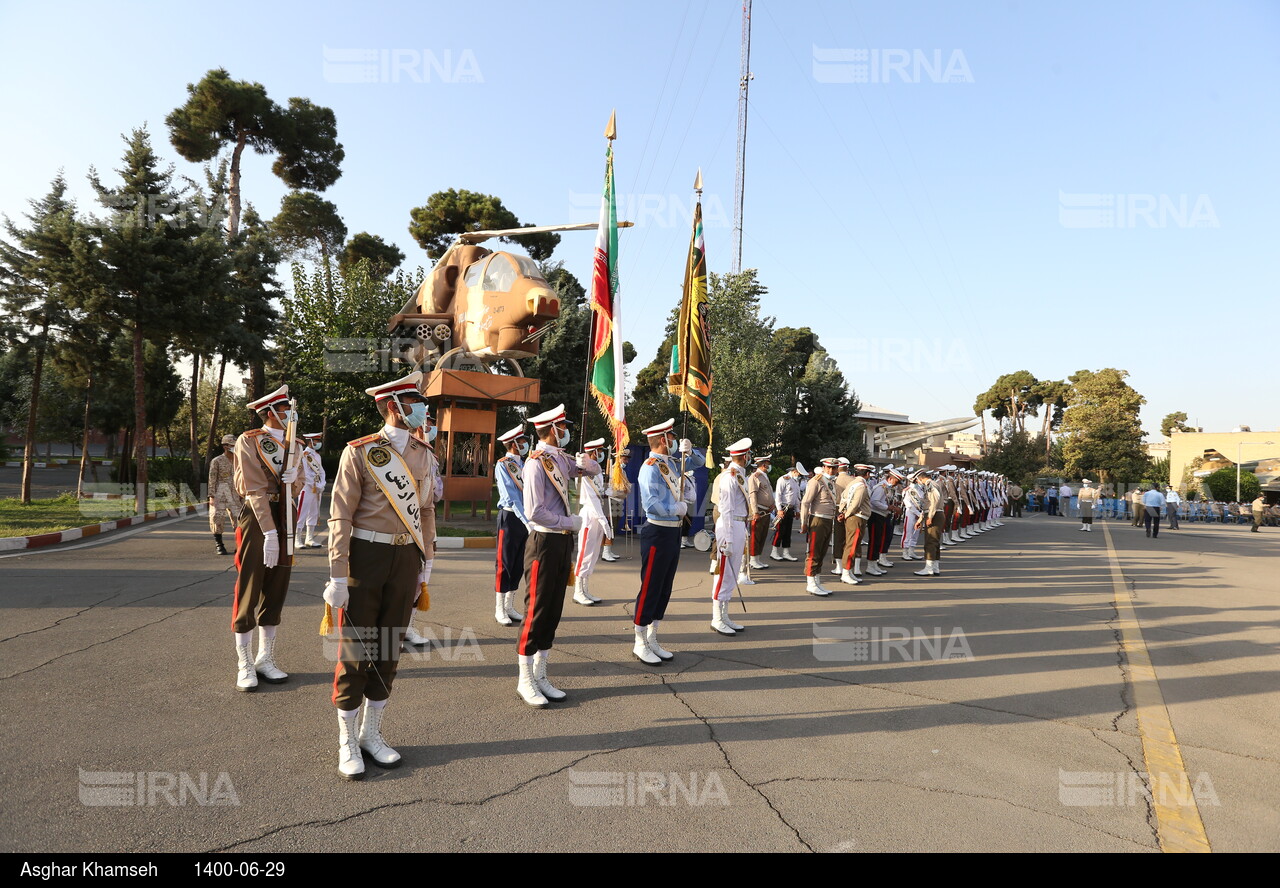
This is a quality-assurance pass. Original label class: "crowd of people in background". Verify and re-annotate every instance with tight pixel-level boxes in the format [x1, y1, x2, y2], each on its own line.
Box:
[1018, 484, 1276, 530]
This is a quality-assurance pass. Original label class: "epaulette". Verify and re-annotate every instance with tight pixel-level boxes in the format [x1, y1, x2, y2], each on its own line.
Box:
[645, 457, 658, 465]
[243, 429, 265, 437]
[347, 433, 384, 447]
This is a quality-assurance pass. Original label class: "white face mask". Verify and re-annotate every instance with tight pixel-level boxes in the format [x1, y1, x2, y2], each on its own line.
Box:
[556, 427, 570, 448]
[517, 441, 530, 457]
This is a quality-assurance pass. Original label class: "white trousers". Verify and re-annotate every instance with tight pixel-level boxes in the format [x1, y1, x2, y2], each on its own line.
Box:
[902, 508, 921, 548]
[298, 487, 322, 528]
[574, 519, 607, 579]
[711, 520, 747, 602]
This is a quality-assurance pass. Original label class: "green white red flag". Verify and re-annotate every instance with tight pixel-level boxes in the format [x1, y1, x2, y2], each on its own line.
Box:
[589, 140, 628, 451]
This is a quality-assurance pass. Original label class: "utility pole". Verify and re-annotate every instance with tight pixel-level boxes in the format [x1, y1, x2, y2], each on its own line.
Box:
[731, 0, 753, 274]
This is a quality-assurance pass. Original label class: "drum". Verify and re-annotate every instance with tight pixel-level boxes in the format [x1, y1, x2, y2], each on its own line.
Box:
[693, 529, 714, 551]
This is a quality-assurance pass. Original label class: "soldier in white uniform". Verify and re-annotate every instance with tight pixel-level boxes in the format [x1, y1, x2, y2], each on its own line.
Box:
[711, 439, 752, 634]
[296, 432, 327, 549]
[770, 463, 805, 561]
[572, 438, 612, 606]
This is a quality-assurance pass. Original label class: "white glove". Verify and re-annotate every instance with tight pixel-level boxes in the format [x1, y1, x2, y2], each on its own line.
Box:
[262, 530, 279, 569]
[575, 452, 589, 469]
[568, 515, 583, 533]
[323, 577, 349, 609]
[674, 501, 688, 518]
[679, 438, 693, 455]
[281, 464, 299, 485]
[419, 560, 432, 586]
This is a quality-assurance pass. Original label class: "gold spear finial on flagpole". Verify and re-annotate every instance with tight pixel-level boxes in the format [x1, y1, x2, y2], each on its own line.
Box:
[605, 109, 617, 141]
[694, 168, 703, 194]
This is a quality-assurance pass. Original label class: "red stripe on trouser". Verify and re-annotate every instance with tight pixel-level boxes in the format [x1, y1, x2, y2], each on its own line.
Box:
[749, 522, 755, 555]
[714, 555, 727, 598]
[230, 525, 245, 630]
[518, 559, 539, 655]
[496, 528, 505, 596]
[806, 531, 816, 574]
[845, 526, 862, 568]
[635, 546, 657, 625]
[575, 526, 589, 574]
[330, 608, 345, 706]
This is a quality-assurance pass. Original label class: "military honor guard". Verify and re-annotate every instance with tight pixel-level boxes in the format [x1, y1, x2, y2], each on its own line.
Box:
[1076, 479, 1100, 531]
[208, 433, 242, 556]
[230, 386, 304, 693]
[799, 458, 840, 596]
[771, 463, 805, 561]
[838, 464, 873, 581]
[321, 372, 438, 779]
[633, 419, 695, 662]
[867, 468, 898, 571]
[913, 470, 944, 576]
[602, 449, 630, 560]
[900, 469, 923, 560]
[493, 424, 531, 627]
[829, 458, 854, 576]
[710, 439, 752, 633]
[572, 438, 613, 607]
[296, 432, 327, 549]
[747, 454, 775, 571]
[517, 404, 600, 706]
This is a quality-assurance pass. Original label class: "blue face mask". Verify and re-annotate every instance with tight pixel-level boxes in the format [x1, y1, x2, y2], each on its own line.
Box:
[402, 402, 428, 430]
[517, 441, 530, 457]
[556, 427, 570, 448]
[425, 424, 438, 443]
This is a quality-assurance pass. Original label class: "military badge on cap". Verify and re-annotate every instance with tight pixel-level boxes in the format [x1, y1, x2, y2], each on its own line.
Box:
[365, 371, 424, 402]
[584, 438, 606, 450]
[642, 418, 675, 437]
[529, 403, 569, 428]
[726, 438, 752, 455]
[498, 424, 527, 443]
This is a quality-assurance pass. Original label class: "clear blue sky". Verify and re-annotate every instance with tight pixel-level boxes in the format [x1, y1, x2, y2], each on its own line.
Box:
[2, 0, 1276, 437]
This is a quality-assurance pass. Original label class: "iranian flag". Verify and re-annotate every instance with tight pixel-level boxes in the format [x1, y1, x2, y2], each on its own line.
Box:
[589, 138, 628, 450]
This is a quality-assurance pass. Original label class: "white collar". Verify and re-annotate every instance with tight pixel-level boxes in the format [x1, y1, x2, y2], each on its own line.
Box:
[263, 425, 284, 441]
[381, 424, 409, 454]
[535, 441, 563, 455]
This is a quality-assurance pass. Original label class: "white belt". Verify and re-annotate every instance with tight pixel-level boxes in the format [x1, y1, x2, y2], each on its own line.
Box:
[647, 518, 681, 528]
[529, 522, 572, 535]
[352, 527, 416, 546]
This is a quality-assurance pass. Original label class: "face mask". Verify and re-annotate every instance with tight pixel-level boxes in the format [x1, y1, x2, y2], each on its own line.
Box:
[556, 427, 570, 448]
[273, 408, 295, 427]
[401, 402, 427, 429]
[517, 441, 530, 457]
[426, 424, 438, 443]
[312, 442, 321, 451]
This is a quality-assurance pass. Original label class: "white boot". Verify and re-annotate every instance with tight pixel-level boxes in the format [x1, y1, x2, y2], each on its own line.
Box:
[915, 560, 937, 576]
[295, 531, 306, 552]
[781, 548, 798, 561]
[865, 559, 885, 576]
[710, 599, 736, 635]
[337, 709, 364, 780]
[534, 650, 566, 701]
[932, 560, 942, 575]
[1079, 523, 1088, 531]
[403, 614, 431, 647]
[496, 592, 515, 626]
[737, 569, 756, 586]
[840, 568, 861, 585]
[830, 561, 842, 575]
[573, 578, 596, 606]
[807, 575, 833, 596]
[304, 525, 318, 547]
[750, 556, 769, 570]
[722, 599, 745, 631]
[633, 625, 662, 664]
[254, 627, 288, 683]
[853, 557, 864, 576]
[647, 622, 674, 661]
[681, 538, 693, 549]
[359, 701, 402, 768]
[516, 656, 549, 707]
[235, 635, 258, 693]
[770, 546, 783, 561]
[504, 591, 524, 621]
[878, 554, 894, 568]
[601, 544, 619, 562]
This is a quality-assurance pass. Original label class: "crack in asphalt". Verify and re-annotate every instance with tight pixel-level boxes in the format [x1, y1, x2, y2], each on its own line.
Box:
[752, 775, 1155, 850]
[204, 745, 655, 852]
[0, 565, 234, 645]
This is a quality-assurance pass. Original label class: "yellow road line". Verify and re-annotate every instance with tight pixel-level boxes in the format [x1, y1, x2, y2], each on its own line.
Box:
[1100, 522, 1211, 852]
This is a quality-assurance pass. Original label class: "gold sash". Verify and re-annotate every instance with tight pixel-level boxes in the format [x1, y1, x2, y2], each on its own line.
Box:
[500, 455, 524, 491]
[361, 439, 426, 556]
[253, 433, 286, 480]
[537, 451, 571, 513]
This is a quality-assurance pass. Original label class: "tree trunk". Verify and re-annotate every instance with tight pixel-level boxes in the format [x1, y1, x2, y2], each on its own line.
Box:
[206, 353, 227, 465]
[979, 413, 987, 456]
[132, 324, 148, 515]
[77, 375, 93, 499]
[20, 317, 49, 504]
[227, 130, 246, 241]
[189, 351, 202, 487]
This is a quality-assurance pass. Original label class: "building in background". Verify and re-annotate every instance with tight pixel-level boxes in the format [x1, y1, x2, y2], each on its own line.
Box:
[1167, 427, 1279, 492]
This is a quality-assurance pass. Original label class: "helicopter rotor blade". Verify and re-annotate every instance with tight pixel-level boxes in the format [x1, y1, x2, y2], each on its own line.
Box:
[457, 220, 634, 245]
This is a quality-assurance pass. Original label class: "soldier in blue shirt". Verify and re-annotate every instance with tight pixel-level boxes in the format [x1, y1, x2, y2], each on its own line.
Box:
[632, 419, 695, 665]
[494, 424, 530, 627]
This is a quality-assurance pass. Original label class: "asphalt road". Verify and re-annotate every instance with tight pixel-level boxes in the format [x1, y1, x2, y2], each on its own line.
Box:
[1, 512, 1275, 853]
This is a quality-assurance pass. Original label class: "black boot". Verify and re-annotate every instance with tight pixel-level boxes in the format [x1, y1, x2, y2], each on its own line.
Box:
[214, 533, 229, 555]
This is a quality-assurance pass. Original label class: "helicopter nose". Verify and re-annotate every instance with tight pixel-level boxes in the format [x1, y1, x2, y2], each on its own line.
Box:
[528, 287, 559, 319]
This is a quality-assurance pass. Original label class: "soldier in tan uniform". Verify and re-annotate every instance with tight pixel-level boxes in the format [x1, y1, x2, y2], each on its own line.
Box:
[913, 470, 945, 576]
[322, 371, 439, 780]
[746, 454, 776, 571]
[208, 434, 242, 555]
[829, 458, 854, 576]
[1076, 479, 1101, 531]
[799, 458, 840, 596]
[838, 464, 873, 583]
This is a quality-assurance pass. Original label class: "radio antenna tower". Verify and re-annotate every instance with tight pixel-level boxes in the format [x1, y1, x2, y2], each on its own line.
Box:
[730, 0, 753, 274]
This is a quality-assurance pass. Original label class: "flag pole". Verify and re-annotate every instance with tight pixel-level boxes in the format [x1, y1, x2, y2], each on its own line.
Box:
[579, 111, 617, 449]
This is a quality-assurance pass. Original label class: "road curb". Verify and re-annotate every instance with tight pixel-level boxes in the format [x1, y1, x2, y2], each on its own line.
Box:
[436, 536, 496, 549]
[0, 504, 205, 551]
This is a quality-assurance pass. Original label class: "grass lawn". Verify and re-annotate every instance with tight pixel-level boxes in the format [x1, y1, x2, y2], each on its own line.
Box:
[436, 525, 492, 538]
[0, 493, 193, 538]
